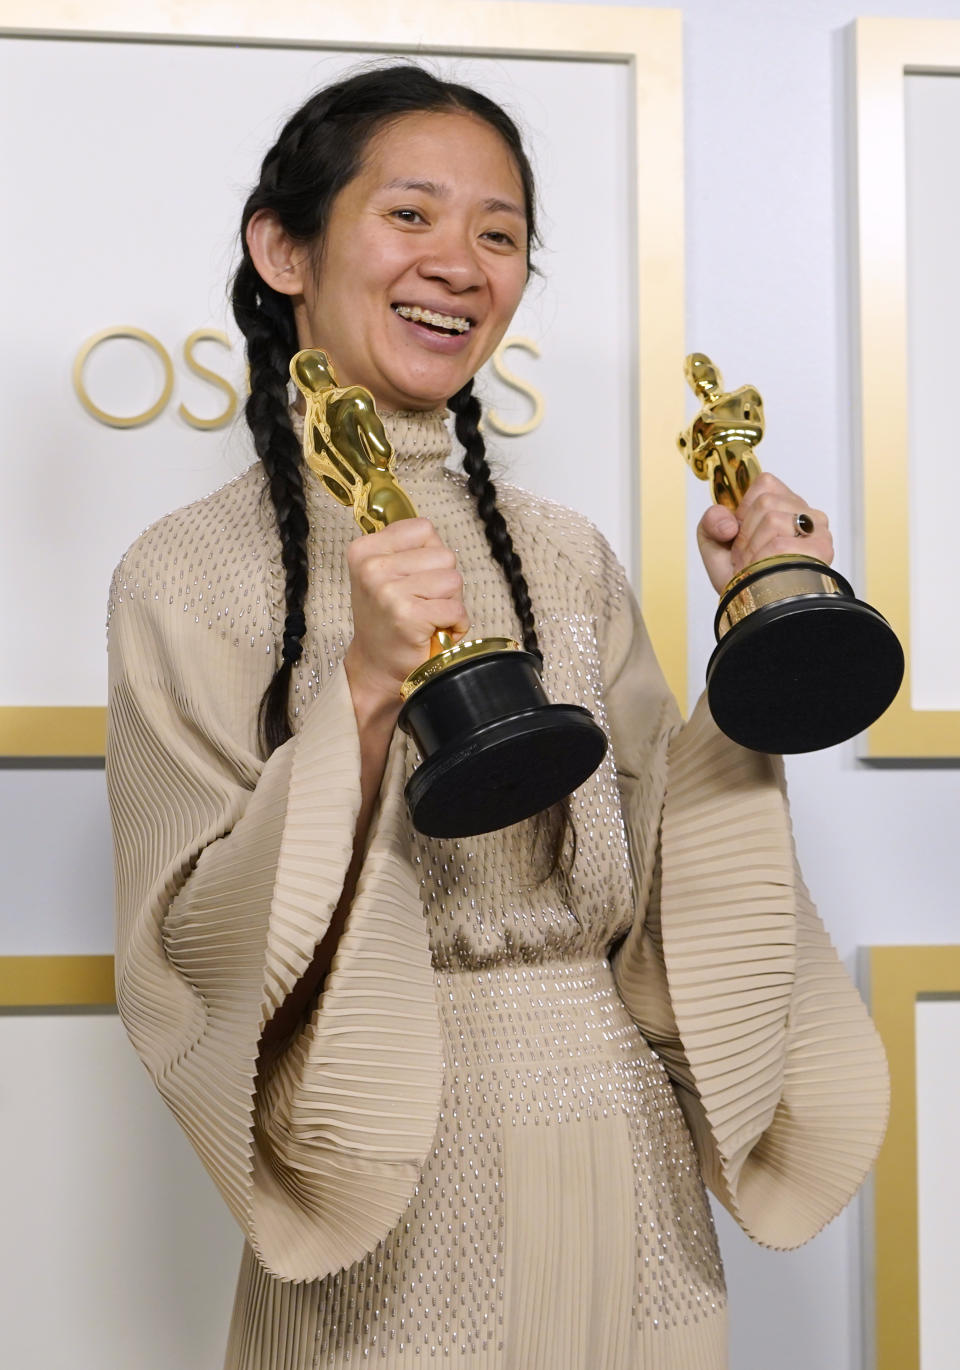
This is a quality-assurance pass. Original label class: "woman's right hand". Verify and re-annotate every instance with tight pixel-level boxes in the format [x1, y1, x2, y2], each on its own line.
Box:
[343, 518, 469, 723]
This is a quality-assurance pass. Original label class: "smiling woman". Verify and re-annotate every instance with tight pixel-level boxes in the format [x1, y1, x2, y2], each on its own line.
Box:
[247, 111, 530, 413]
[106, 63, 889, 1370]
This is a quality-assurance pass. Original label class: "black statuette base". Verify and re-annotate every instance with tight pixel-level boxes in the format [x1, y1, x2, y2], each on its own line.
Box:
[707, 594, 904, 754]
[399, 650, 607, 838]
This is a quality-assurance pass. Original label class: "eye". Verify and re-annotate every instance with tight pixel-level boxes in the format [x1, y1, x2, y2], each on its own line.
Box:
[390, 207, 427, 225]
[481, 228, 522, 251]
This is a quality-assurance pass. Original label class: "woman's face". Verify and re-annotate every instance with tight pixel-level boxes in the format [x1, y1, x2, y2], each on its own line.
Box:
[293, 109, 529, 412]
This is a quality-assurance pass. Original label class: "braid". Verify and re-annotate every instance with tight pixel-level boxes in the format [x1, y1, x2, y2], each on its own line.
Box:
[449, 380, 577, 878]
[232, 258, 309, 755]
[448, 380, 540, 660]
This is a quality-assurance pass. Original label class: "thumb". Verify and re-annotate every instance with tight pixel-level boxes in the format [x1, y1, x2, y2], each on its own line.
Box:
[697, 504, 740, 548]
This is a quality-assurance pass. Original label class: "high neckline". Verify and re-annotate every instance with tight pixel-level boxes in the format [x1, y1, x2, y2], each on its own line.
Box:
[381, 409, 452, 470]
[290, 406, 452, 473]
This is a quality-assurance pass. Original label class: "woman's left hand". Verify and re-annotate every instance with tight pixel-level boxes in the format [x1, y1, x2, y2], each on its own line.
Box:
[696, 472, 834, 594]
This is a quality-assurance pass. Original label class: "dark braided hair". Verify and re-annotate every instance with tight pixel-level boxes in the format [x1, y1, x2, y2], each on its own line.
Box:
[448, 373, 575, 876]
[231, 279, 309, 753]
[447, 379, 539, 661]
[231, 65, 540, 755]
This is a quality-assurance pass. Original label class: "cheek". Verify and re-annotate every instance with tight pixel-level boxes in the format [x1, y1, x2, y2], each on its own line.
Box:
[357, 232, 412, 288]
[495, 269, 527, 323]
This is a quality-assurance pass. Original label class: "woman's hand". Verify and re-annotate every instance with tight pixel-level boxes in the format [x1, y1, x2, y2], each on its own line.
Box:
[343, 518, 469, 723]
[696, 472, 834, 595]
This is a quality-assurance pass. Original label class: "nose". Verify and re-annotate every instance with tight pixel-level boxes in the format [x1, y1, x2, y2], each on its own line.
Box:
[416, 225, 484, 294]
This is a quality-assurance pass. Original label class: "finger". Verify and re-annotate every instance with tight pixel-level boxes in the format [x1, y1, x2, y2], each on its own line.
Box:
[736, 472, 800, 514]
[432, 601, 471, 640]
[347, 517, 443, 562]
[385, 546, 459, 579]
[353, 543, 458, 582]
[736, 498, 812, 551]
[378, 569, 465, 609]
[387, 595, 471, 647]
[739, 504, 827, 556]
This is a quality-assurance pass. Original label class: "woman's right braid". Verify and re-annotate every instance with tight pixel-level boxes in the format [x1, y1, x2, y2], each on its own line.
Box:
[233, 258, 309, 754]
[448, 381, 540, 661]
[449, 381, 574, 877]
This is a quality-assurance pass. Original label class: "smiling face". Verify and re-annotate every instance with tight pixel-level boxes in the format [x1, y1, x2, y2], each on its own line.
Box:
[290, 110, 530, 412]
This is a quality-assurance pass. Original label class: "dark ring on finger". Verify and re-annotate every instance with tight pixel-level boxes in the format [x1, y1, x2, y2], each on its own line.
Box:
[793, 512, 815, 537]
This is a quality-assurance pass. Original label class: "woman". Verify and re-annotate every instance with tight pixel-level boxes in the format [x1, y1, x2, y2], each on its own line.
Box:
[107, 65, 888, 1370]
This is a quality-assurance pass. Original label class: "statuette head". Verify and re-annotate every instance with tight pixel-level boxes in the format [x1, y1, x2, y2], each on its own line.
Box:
[684, 352, 724, 401]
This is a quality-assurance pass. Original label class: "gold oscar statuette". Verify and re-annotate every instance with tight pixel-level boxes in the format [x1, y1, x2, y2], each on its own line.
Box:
[678, 352, 903, 752]
[291, 348, 607, 836]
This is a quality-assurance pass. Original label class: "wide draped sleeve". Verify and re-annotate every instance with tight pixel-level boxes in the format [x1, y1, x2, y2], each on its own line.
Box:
[600, 557, 889, 1250]
[107, 555, 443, 1283]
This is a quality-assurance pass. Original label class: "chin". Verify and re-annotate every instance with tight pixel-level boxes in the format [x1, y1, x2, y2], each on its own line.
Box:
[386, 359, 479, 411]
[386, 380, 466, 412]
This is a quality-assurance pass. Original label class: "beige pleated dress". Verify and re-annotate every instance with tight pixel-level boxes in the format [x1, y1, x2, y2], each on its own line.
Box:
[107, 410, 889, 1370]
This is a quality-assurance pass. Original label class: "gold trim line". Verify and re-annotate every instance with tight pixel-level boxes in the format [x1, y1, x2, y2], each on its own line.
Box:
[400, 637, 521, 699]
[0, 706, 107, 757]
[0, 955, 116, 1007]
[867, 944, 960, 1370]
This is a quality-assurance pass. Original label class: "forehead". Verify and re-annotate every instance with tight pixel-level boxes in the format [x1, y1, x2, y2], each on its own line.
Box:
[359, 109, 525, 199]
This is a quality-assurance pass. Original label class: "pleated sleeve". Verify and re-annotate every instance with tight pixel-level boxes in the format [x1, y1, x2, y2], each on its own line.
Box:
[107, 560, 444, 1282]
[601, 562, 889, 1250]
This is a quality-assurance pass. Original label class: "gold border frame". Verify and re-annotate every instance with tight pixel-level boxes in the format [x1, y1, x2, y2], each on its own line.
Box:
[854, 18, 960, 758]
[866, 944, 960, 1370]
[0, 707, 106, 757]
[0, 955, 115, 1007]
[0, 0, 686, 759]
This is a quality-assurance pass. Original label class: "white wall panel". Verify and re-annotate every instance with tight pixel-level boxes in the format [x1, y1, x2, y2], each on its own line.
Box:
[904, 74, 960, 711]
[0, 770, 113, 955]
[655, 3, 960, 1370]
[0, 36, 633, 709]
[916, 998, 960, 1370]
[1, 1014, 240, 1370]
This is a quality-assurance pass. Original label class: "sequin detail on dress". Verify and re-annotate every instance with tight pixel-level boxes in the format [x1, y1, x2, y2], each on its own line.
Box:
[312, 963, 723, 1364]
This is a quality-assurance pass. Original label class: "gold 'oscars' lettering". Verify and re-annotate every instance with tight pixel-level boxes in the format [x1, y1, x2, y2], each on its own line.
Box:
[179, 328, 239, 430]
[486, 337, 545, 436]
[73, 326, 174, 428]
[72, 331, 541, 432]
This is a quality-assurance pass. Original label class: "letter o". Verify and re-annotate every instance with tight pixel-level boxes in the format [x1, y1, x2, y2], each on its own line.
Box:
[73, 327, 174, 428]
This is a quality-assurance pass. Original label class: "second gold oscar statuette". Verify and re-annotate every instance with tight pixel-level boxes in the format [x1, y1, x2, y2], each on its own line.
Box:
[678, 353, 903, 753]
[291, 348, 607, 837]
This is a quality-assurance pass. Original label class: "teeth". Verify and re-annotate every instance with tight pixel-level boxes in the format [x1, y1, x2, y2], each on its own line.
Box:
[394, 304, 471, 333]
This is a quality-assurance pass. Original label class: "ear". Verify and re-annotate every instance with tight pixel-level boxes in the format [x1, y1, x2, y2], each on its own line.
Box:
[246, 209, 309, 297]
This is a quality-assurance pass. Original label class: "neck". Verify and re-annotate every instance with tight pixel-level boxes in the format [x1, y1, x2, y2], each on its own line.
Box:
[381, 409, 451, 466]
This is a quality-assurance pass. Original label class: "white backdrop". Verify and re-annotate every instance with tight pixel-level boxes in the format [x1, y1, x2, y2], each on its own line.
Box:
[0, 24, 640, 1370]
[672, 7, 960, 1370]
[0, 37, 632, 710]
[904, 73, 960, 711]
[915, 998, 960, 1370]
[4, 5, 960, 1370]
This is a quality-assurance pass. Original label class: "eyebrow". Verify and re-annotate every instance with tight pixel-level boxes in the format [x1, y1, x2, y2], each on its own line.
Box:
[381, 178, 525, 218]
